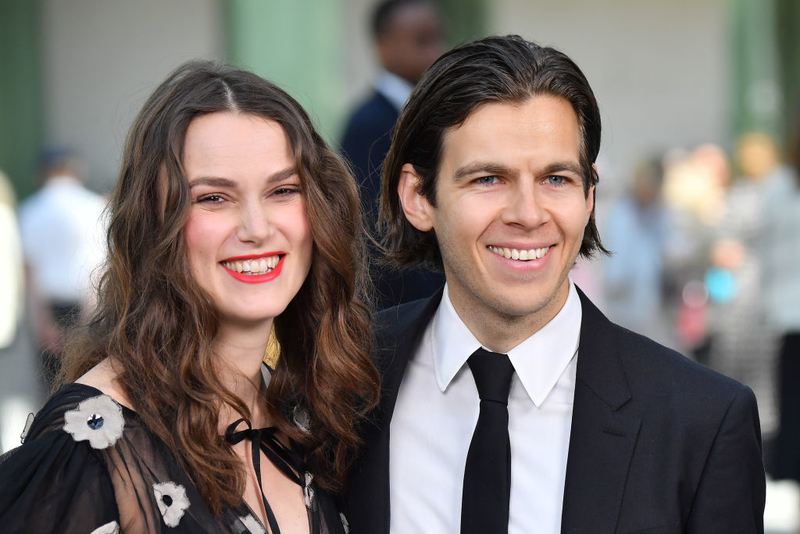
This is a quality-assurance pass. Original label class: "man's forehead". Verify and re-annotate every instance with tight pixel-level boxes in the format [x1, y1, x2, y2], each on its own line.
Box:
[440, 96, 580, 154]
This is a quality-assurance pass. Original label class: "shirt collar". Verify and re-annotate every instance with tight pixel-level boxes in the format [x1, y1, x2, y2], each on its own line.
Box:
[44, 175, 82, 188]
[374, 70, 414, 112]
[432, 280, 582, 407]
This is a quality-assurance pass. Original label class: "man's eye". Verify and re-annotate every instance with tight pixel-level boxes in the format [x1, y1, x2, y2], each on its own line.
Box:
[546, 175, 566, 185]
[475, 175, 498, 185]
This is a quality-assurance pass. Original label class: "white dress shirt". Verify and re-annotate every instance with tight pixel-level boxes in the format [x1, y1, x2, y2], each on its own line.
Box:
[374, 71, 414, 113]
[18, 176, 107, 303]
[390, 281, 582, 533]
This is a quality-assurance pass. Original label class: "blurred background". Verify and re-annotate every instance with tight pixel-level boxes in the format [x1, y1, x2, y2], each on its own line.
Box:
[1, 0, 799, 530]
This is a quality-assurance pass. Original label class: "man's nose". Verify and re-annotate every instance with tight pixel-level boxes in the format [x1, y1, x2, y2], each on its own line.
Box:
[501, 182, 546, 229]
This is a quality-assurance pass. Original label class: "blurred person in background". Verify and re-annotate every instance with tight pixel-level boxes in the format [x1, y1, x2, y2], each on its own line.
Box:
[0, 169, 37, 455]
[340, 0, 445, 309]
[602, 156, 672, 346]
[706, 132, 781, 437]
[0, 170, 24, 351]
[0, 61, 379, 533]
[761, 122, 800, 503]
[17, 148, 107, 390]
[660, 145, 731, 360]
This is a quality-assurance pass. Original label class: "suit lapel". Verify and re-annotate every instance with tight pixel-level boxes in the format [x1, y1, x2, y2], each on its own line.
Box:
[347, 290, 443, 534]
[561, 288, 641, 533]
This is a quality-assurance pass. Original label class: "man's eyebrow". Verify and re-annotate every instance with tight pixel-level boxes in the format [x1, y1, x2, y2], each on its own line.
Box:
[540, 161, 584, 177]
[453, 162, 517, 181]
[187, 168, 297, 189]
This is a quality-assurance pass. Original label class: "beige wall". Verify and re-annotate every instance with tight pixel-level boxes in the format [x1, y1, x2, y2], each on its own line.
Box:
[41, 0, 223, 192]
[491, 0, 729, 186]
[38, 0, 731, 191]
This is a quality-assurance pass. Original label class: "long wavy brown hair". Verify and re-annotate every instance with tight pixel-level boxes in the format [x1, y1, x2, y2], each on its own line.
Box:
[60, 61, 379, 514]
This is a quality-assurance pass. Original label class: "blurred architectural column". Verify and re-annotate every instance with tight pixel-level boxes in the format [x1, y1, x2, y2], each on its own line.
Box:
[732, 0, 782, 140]
[776, 0, 800, 106]
[438, 0, 488, 44]
[224, 0, 347, 142]
[0, 0, 43, 200]
[776, 0, 800, 158]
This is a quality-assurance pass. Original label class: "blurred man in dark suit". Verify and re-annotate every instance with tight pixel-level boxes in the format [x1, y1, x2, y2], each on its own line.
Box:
[341, 0, 445, 309]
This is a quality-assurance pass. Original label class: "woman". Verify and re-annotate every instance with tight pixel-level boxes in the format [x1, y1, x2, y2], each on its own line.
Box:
[0, 61, 379, 533]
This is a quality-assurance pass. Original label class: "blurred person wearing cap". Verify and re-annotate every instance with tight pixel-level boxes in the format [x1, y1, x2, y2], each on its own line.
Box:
[17, 148, 107, 389]
[340, 0, 445, 309]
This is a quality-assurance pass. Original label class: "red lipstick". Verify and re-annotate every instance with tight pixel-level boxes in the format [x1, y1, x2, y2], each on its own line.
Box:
[221, 253, 284, 284]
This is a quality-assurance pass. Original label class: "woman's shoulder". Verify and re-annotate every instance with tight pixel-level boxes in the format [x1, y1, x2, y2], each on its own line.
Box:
[0, 383, 225, 532]
[27, 382, 130, 446]
[75, 356, 134, 410]
[0, 383, 126, 532]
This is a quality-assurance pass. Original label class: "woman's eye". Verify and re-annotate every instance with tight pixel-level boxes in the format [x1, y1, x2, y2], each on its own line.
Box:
[273, 186, 301, 197]
[196, 194, 225, 203]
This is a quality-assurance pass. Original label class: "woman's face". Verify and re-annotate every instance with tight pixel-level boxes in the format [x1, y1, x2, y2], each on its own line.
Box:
[182, 111, 313, 331]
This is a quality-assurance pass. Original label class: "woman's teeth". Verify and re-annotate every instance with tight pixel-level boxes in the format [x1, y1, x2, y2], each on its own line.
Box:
[222, 255, 280, 275]
[488, 246, 550, 261]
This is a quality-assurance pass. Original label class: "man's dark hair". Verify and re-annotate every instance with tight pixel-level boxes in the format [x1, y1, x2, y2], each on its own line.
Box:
[380, 34, 608, 270]
[372, 0, 432, 40]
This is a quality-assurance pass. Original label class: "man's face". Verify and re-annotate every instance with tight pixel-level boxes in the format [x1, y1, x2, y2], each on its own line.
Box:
[400, 96, 594, 342]
[378, 2, 444, 84]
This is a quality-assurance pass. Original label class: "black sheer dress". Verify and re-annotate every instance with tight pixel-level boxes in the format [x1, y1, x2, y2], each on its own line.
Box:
[0, 375, 348, 534]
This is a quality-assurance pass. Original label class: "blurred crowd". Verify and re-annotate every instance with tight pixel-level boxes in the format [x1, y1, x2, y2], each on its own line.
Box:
[587, 133, 800, 481]
[0, 149, 107, 453]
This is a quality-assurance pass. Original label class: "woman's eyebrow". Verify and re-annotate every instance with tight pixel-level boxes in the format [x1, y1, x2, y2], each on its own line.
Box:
[188, 177, 237, 189]
[188, 168, 297, 189]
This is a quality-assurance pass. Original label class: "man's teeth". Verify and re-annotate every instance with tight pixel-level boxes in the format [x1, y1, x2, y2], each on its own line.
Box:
[488, 246, 550, 261]
[222, 255, 280, 274]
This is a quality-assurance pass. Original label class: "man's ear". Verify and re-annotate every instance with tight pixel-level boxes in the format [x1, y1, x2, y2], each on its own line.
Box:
[586, 164, 597, 215]
[397, 163, 434, 232]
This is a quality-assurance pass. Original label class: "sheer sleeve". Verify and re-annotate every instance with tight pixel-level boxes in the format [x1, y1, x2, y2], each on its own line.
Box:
[0, 388, 121, 534]
[0, 383, 349, 534]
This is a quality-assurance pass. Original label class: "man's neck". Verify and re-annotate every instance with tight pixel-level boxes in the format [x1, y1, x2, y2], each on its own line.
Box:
[446, 283, 570, 354]
[374, 70, 414, 112]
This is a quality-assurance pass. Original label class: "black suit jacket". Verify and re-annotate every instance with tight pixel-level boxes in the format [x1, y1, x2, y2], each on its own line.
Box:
[340, 91, 444, 309]
[347, 288, 765, 533]
[340, 89, 397, 222]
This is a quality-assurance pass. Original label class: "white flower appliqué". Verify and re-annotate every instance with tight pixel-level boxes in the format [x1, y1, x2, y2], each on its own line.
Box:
[293, 405, 311, 434]
[63, 395, 124, 449]
[90, 521, 120, 534]
[239, 514, 266, 534]
[303, 471, 315, 508]
[153, 481, 190, 527]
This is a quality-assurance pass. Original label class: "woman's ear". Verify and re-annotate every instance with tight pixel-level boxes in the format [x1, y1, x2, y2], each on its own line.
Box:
[397, 163, 434, 232]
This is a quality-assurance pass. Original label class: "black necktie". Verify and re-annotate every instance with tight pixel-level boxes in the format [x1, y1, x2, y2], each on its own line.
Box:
[461, 347, 515, 534]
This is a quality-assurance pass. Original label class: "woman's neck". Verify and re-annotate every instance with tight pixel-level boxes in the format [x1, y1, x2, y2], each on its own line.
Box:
[214, 321, 274, 429]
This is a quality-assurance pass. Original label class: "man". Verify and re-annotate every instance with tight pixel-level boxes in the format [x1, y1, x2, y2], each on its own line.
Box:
[18, 148, 107, 387]
[340, 0, 445, 308]
[347, 35, 765, 533]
